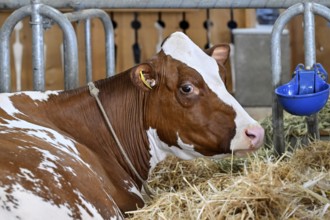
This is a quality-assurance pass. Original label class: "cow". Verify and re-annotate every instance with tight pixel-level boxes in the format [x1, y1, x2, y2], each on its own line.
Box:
[0, 32, 264, 219]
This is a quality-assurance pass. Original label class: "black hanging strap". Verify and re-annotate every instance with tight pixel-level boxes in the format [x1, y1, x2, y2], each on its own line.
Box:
[179, 12, 189, 34]
[131, 12, 141, 64]
[157, 12, 165, 28]
[227, 9, 237, 44]
[203, 9, 213, 49]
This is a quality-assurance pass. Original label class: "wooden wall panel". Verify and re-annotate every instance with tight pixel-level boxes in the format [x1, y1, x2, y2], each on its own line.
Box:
[288, 15, 330, 83]
[1, 9, 255, 91]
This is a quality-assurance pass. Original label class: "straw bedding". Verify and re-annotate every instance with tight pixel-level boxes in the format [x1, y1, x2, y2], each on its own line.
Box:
[127, 100, 330, 219]
[261, 98, 330, 148]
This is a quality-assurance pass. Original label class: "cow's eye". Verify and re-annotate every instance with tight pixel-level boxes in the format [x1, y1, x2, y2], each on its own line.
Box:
[180, 83, 194, 94]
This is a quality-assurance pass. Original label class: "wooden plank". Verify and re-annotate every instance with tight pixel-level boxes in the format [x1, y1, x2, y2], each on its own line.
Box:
[2, 9, 254, 91]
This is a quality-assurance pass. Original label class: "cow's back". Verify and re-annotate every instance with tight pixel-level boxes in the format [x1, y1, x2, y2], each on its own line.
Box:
[0, 92, 124, 219]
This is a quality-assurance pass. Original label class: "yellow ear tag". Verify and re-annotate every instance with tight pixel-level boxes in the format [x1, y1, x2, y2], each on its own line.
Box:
[139, 70, 152, 89]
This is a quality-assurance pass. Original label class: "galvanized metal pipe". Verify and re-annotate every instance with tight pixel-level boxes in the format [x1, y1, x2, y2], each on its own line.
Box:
[271, 3, 304, 155]
[31, 0, 45, 91]
[303, 2, 319, 140]
[0, 6, 31, 92]
[304, 3, 316, 69]
[271, 2, 330, 155]
[0, 0, 330, 9]
[65, 9, 115, 77]
[0, 3, 79, 92]
[84, 19, 93, 82]
[312, 3, 330, 21]
[307, 3, 330, 139]
[39, 5, 79, 90]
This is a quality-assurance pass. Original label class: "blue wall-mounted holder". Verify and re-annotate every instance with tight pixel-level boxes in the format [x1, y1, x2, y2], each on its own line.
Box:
[271, 2, 330, 155]
[275, 63, 329, 116]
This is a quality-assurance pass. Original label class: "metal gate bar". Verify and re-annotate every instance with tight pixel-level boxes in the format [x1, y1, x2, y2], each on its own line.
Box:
[65, 9, 115, 78]
[271, 2, 330, 155]
[84, 19, 92, 82]
[0, 1, 78, 92]
[31, 0, 44, 91]
[0, 0, 330, 9]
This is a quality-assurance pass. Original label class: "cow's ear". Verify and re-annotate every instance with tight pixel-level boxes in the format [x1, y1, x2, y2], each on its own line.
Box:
[205, 44, 231, 87]
[205, 44, 230, 65]
[130, 63, 157, 91]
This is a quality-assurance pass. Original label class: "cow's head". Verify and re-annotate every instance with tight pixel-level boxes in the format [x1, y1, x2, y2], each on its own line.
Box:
[130, 32, 264, 168]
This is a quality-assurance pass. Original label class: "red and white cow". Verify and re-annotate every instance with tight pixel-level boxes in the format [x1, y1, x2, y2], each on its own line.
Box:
[0, 32, 264, 219]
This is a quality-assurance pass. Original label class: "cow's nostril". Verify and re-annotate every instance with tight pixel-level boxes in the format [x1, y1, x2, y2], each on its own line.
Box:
[245, 130, 256, 139]
[245, 126, 265, 148]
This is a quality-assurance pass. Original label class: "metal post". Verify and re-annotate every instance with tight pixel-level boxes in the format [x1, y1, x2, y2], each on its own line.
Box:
[65, 9, 115, 77]
[304, 2, 319, 140]
[0, 6, 30, 92]
[38, 5, 79, 90]
[271, 2, 330, 155]
[31, 0, 45, 91]
[0, 3, 78, 92]
[309, 3, 330, 142]
[271, 3, 304, 155]
[84, 19, 92, 82]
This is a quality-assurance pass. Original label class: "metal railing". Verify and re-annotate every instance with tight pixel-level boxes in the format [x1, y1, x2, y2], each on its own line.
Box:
[0, 1, 78, 92]
[271, 2, 330, 154]
[0, 0, 114, 92]
[65, 9, 115, 80]
[0, 0, 330, 9]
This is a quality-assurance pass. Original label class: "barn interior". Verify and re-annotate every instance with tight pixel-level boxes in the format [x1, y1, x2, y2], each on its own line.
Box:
[0, 0, 329, 219]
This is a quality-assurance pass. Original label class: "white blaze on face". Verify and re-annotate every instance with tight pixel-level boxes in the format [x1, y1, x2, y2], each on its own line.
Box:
[160, 32, 259, 152]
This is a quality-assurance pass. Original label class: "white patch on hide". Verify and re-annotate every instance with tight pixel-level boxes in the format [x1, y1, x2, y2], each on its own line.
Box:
[73, 189, 106, 220]
[0, 183, 72, 220]
[0, 91, 59, 117]
[0, 117, 94, 173]
[147, 128, 171, 171]
[18, 168, 36, 183]
[1, 118, 79, 154]
[124, 180, 143, 201]
[0, 183, 107, 220]
[23, 91, 59, 102]
[31, 147, 63, 188]
[175, 135, 204, 159]
[0, 93, 22, 116]
[147, 128, 230, 172]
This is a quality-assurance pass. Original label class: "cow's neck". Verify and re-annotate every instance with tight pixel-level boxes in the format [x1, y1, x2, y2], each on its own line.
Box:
[45, 71, 151, 186]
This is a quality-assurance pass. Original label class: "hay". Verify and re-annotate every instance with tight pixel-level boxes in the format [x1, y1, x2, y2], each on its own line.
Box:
[127, 141, 330, 219]
[126, 99, 330, 219]
[260, 98, 330, 148]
